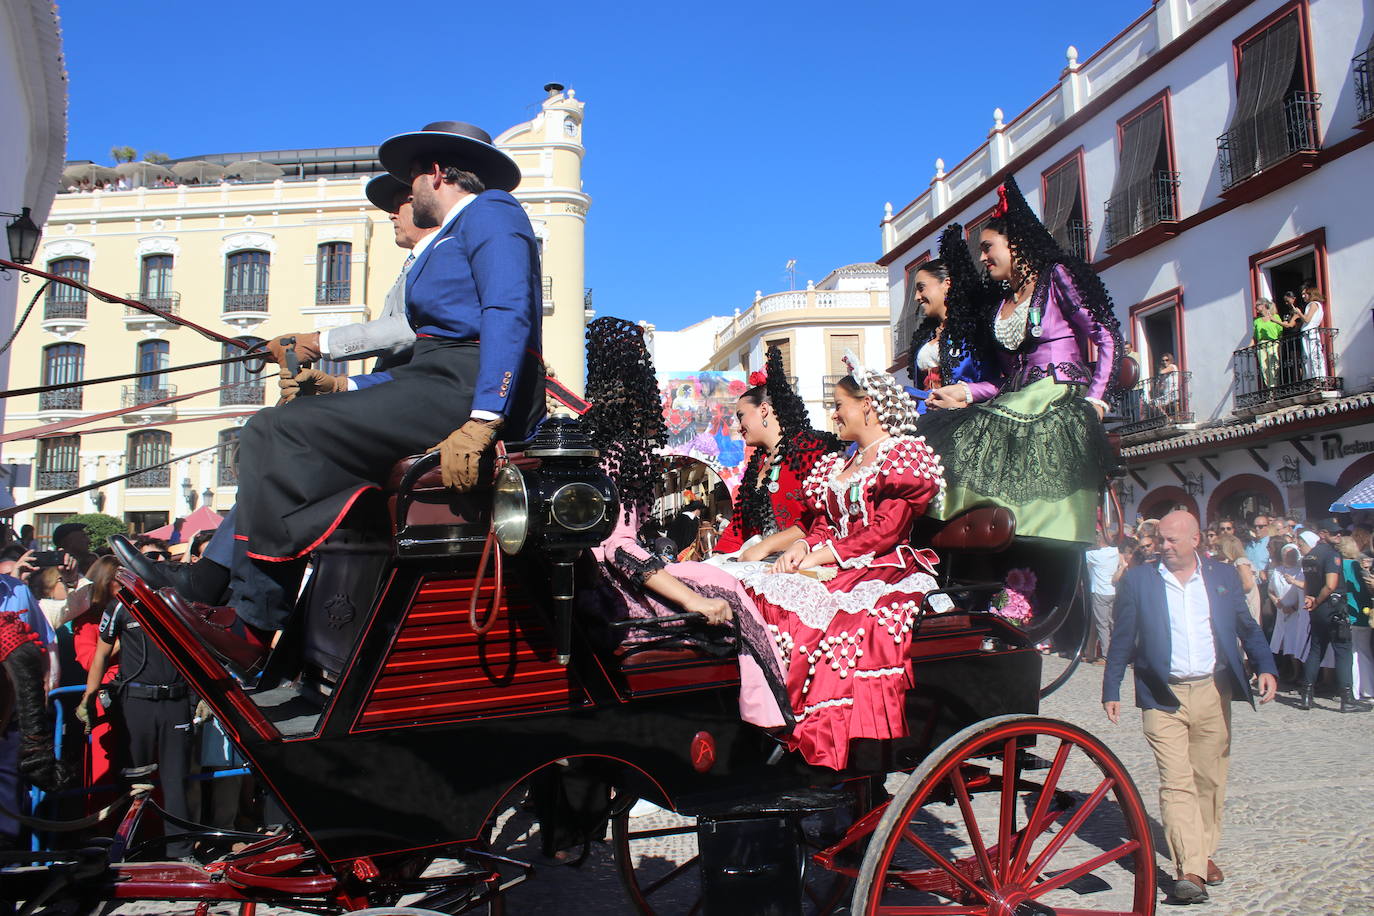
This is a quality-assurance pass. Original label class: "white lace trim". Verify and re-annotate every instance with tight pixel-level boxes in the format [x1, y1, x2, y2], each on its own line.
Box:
[854, 665, 907, 679]
[744, 568, 940, 632]
[993, 294, 1031, 350]
[798, 696, 854, 720]
[802, 437, 947, 539]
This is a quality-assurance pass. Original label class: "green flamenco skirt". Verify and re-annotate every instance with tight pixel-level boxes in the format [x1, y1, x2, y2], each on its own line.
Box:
[915, 378, 1109, 546]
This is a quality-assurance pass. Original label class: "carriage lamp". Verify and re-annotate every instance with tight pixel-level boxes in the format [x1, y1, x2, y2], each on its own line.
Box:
[491, 416, 619, 664]
[4, 208, 41, 265]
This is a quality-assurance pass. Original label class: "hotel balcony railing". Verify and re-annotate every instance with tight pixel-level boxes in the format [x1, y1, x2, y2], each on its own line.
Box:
[315, 281, 351, 305]
[1231, 327, 1341, 413]
[36, 470, 79, 491]
[43, 296, 87, 321]
[223, 291, 269, 314]
[38, 389, 83, 411]
[1356, 47, 1373, 123]
[121, 385, 176, 408]
[126, 291, 181, 316]
[220, 382, 266, 406]
[1218, 91, 1321, 190]
[218, 461, 239, 487]
[1104, 171, 1180, 248]
[127, 466, 171, 489]
[1114, 371, 1193, 437]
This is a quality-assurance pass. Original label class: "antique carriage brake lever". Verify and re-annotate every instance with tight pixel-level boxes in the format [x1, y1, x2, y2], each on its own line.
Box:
[278, 336, 301, 377]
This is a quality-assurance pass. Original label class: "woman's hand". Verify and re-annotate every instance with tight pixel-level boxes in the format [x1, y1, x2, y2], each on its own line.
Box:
[797, 545, 838, 570]
[682, 595, 732, 625]
[926, 385, 968, 410]
[772, 541, 810, 574]
[1091, 400, 1106, 421]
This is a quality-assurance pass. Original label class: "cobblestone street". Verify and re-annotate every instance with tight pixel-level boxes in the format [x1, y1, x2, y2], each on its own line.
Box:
[99, 655, 1374, 915]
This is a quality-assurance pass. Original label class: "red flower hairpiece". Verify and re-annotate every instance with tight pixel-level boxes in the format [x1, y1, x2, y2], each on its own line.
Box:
[992, 184, 1009, 218]
[748, 370, 768, 386]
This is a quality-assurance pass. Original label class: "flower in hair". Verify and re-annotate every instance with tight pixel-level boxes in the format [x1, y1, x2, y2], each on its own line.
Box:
[749, 370, 768, 386]
[992, 184, 1009, 218]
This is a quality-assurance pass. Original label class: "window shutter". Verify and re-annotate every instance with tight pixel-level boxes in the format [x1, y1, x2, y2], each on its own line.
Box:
[828, 334, 860, 375]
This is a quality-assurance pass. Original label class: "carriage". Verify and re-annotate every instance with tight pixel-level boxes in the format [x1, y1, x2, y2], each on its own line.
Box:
[1, 398, 1156, 916]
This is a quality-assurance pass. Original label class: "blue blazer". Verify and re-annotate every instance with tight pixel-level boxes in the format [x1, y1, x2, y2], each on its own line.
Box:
[1102, 557, 1277, 711]
[351, 190, 541, 417]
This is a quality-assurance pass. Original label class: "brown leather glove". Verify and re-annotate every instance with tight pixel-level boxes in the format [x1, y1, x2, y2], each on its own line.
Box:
[278, 367, 347, 403]
[265, 332, 323, 367]
[429, 418, 503, 491]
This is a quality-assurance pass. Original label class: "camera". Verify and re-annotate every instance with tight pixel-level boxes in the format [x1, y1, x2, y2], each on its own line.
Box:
[32, 550, 65, 568]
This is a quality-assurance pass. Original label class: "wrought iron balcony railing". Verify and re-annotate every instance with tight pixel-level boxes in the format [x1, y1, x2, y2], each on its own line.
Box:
[43, 297, 87, 321]
[1218, 91, 1321, 189]
[315, 281, 351, 305]
[36, 470, 78, 491]
[38, 389, 83, 411]
[822, 374, 845, 405]
[1062, 218, 1092, 261]
[122, 385, 177, 408]
[126, 291, 181, 316]
[127, 466, 171, 489]
[1231, 327, 1341, 412]
[1356, 47, 1373, 123]
[223, 291, 269, 313]
[220, 382, 266, 406]
[1105, 171, 1180, 248]
[1114, 371, 1193, 436]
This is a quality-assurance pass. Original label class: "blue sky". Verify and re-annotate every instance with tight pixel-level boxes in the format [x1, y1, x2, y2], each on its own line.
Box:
[60, 1, 1132, 331]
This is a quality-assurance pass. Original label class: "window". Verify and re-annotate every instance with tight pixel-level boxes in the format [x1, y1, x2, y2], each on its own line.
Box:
[126, 430, 171, 488]
[221, 337, 269, 405]
[965, 211, 995, 264]
[126, 340, 172, 408]
[35, 513, 70, 548]
[217, 428, 241, 487]
[45, 257, 89, 320]
[40, 343, 84, 411]
[764, 337, 793, 379]
[125, 511, 169, 534]
[1219, 7, 1318, 189]
[1105, 94, 1179, 248]
[824, 332, 861, 405]
[36, 435, 80, 491]
[895, 252, 931, 356]
[1041, 149, 1090, 260]
[1356, 31, 1374, 122]
[140, 254, 173, 299]
[738, 349, 749, 373]
[224, 250, 270, 312]
[1122, 289, 1190, 431]
[316, 242, 352, 304]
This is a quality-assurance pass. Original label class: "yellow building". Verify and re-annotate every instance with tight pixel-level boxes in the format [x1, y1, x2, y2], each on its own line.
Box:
[4, 87, 589, 542]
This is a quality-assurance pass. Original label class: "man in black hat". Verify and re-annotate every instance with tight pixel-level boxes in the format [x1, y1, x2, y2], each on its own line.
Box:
[52, 521, 97, 578]
[161, 121, 545, 676]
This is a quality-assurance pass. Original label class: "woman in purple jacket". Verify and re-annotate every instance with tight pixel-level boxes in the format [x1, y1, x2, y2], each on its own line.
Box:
[918, 175, 1123, 545]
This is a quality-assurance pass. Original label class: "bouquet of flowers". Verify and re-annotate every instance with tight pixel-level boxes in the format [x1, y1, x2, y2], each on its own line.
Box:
[990, 567, 1037, 623]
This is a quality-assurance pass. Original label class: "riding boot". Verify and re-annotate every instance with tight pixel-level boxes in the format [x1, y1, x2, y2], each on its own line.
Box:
[1340, 689, 1372, 713]
[1297, 684, 1314, 710]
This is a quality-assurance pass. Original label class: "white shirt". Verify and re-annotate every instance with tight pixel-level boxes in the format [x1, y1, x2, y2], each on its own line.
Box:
[1160, 555, 1215, 679]
[1085, 546, 1119, 596]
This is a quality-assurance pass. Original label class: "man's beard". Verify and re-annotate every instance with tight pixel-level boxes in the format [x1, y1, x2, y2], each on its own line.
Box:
[412, 190, 443, 229]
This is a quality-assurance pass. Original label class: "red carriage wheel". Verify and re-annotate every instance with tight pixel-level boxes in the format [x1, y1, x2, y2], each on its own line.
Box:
[610, 795, 854, 915]
[851, 715, 1155, 915]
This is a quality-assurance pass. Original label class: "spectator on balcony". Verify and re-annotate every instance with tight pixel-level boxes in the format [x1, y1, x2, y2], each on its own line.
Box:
[1150, 353, 1180, 415]
[1298, 282, 1328, 381]
[1275, 291, 1303, 386]
[1251, 298, 1282, 388]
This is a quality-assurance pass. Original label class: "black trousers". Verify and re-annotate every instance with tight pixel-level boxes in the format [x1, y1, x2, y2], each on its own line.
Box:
[231, 339, 544, 630]
[1302, 605, 1352, 691]
[122, 695, 194, 855]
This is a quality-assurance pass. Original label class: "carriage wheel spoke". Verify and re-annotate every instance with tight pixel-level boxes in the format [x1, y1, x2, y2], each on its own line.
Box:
[875, 906, 984, 914]
[1010, 737, 1073, 879]
[996, 737, 1019, 879]
[627, 824, 696, 842]
[1023, 776, 1115, 881]
[899, 827, 991, 903]
[642, 854, 700, 897]
[1027, 840, 1140, 899]
[948, 769, 996, 888]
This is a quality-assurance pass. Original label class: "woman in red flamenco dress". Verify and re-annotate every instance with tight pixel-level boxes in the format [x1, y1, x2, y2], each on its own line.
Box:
[742, 361, 949, 770]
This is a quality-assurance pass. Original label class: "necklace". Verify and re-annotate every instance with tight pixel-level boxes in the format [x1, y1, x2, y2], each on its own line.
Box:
[843, 436, 890, 514]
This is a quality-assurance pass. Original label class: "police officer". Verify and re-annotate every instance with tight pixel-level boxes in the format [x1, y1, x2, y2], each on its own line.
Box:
[82, 592, 195, 856]
[1297, 519, 1371, 713]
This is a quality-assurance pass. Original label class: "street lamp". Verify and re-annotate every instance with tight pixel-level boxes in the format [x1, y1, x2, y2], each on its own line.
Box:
[182, 478, 198, 511]
[202, 487, 213, 510]
[4, 208, 41, 265]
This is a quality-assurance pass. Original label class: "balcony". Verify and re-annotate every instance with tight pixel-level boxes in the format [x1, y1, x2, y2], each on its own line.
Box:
[124, 292, 181, 330]
[1104, 171, 1180, 253]
[1231, 327, 1341, 415]
[1113, 371, 1194, 442]
[36, 470, 78, 491]
[822, 374, 845, 405]
[1356, 46, 1373, 124]
[715, 288, 889, 351]
[315, 281, 351, 305]
[222, 291, 270, 330]
[122, 385, 177, 408]
[220, 382, 266, 406]
[127, 466, 171, 489]
[1218, 91, 1321, 198]
[1062, 218, 1091, 261]
[42, 295, 89, 336]
[541, 276, 554, 316]
[38, 389, 83, 412]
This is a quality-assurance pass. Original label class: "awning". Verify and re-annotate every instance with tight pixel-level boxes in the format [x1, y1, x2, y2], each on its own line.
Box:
[1330, 473, 1374, 514]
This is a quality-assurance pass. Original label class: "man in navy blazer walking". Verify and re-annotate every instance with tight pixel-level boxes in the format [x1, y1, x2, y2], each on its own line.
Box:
[1102, 510, 1277, 904]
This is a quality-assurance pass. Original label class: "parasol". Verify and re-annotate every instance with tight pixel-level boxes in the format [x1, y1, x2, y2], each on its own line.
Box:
[144, 504, 225, 541]
[171, 160, 226, 183]
[60, 162, 119, 188]
[1329, 473, 1374, 514]
[222, 159, 285, 181]
[115, 160, 176, 187]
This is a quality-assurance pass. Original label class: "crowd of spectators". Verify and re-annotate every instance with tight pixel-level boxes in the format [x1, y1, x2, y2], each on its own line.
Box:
[0, 519, 272, 858]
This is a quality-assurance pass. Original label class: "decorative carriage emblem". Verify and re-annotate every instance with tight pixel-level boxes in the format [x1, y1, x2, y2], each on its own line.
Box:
[324, 593, 356, 630]
[690, 731, 717, 773]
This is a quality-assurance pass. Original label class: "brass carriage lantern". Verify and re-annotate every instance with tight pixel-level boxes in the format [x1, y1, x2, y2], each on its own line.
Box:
[5, 207, 41, 265]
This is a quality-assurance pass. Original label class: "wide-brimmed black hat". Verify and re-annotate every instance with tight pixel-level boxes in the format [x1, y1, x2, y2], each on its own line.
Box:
[378, 121, 521, 193]
[364, 173, 410, 212]
[51, 522, 86, 547]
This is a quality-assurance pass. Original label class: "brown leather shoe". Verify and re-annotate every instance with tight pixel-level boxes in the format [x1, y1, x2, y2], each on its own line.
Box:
[1173, 874, 1209, 903]
[160, 589, 270, 678]
[1205, 859, 1224, 885]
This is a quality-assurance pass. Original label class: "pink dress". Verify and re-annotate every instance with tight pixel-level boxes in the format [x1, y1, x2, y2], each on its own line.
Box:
[582, 507, 789, 729]
[743, 436, 945, 770]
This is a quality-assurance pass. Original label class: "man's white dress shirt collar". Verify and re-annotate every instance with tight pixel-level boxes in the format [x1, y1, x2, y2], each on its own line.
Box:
[1159, 554, 1215, 679]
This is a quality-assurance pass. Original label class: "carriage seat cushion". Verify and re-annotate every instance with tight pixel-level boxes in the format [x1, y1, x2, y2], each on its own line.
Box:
[928, 505, 1017, 553]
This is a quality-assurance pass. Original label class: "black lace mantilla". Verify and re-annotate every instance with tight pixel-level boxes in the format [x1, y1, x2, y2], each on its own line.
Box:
[611, 546, 666, 587]
[917, 384, 1110, 503]
[703, 583, 794, 728]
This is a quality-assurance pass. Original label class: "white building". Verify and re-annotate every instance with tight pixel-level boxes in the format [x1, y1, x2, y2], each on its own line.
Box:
[879, 0, 1374, 525]
[0, 0, 66, 509]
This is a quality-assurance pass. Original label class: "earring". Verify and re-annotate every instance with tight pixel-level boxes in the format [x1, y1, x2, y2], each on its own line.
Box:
[761, 418, 768, 428]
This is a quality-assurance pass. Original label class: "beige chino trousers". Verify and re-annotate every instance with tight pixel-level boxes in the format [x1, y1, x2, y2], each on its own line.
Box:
[1140, 675, 1232, 878]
